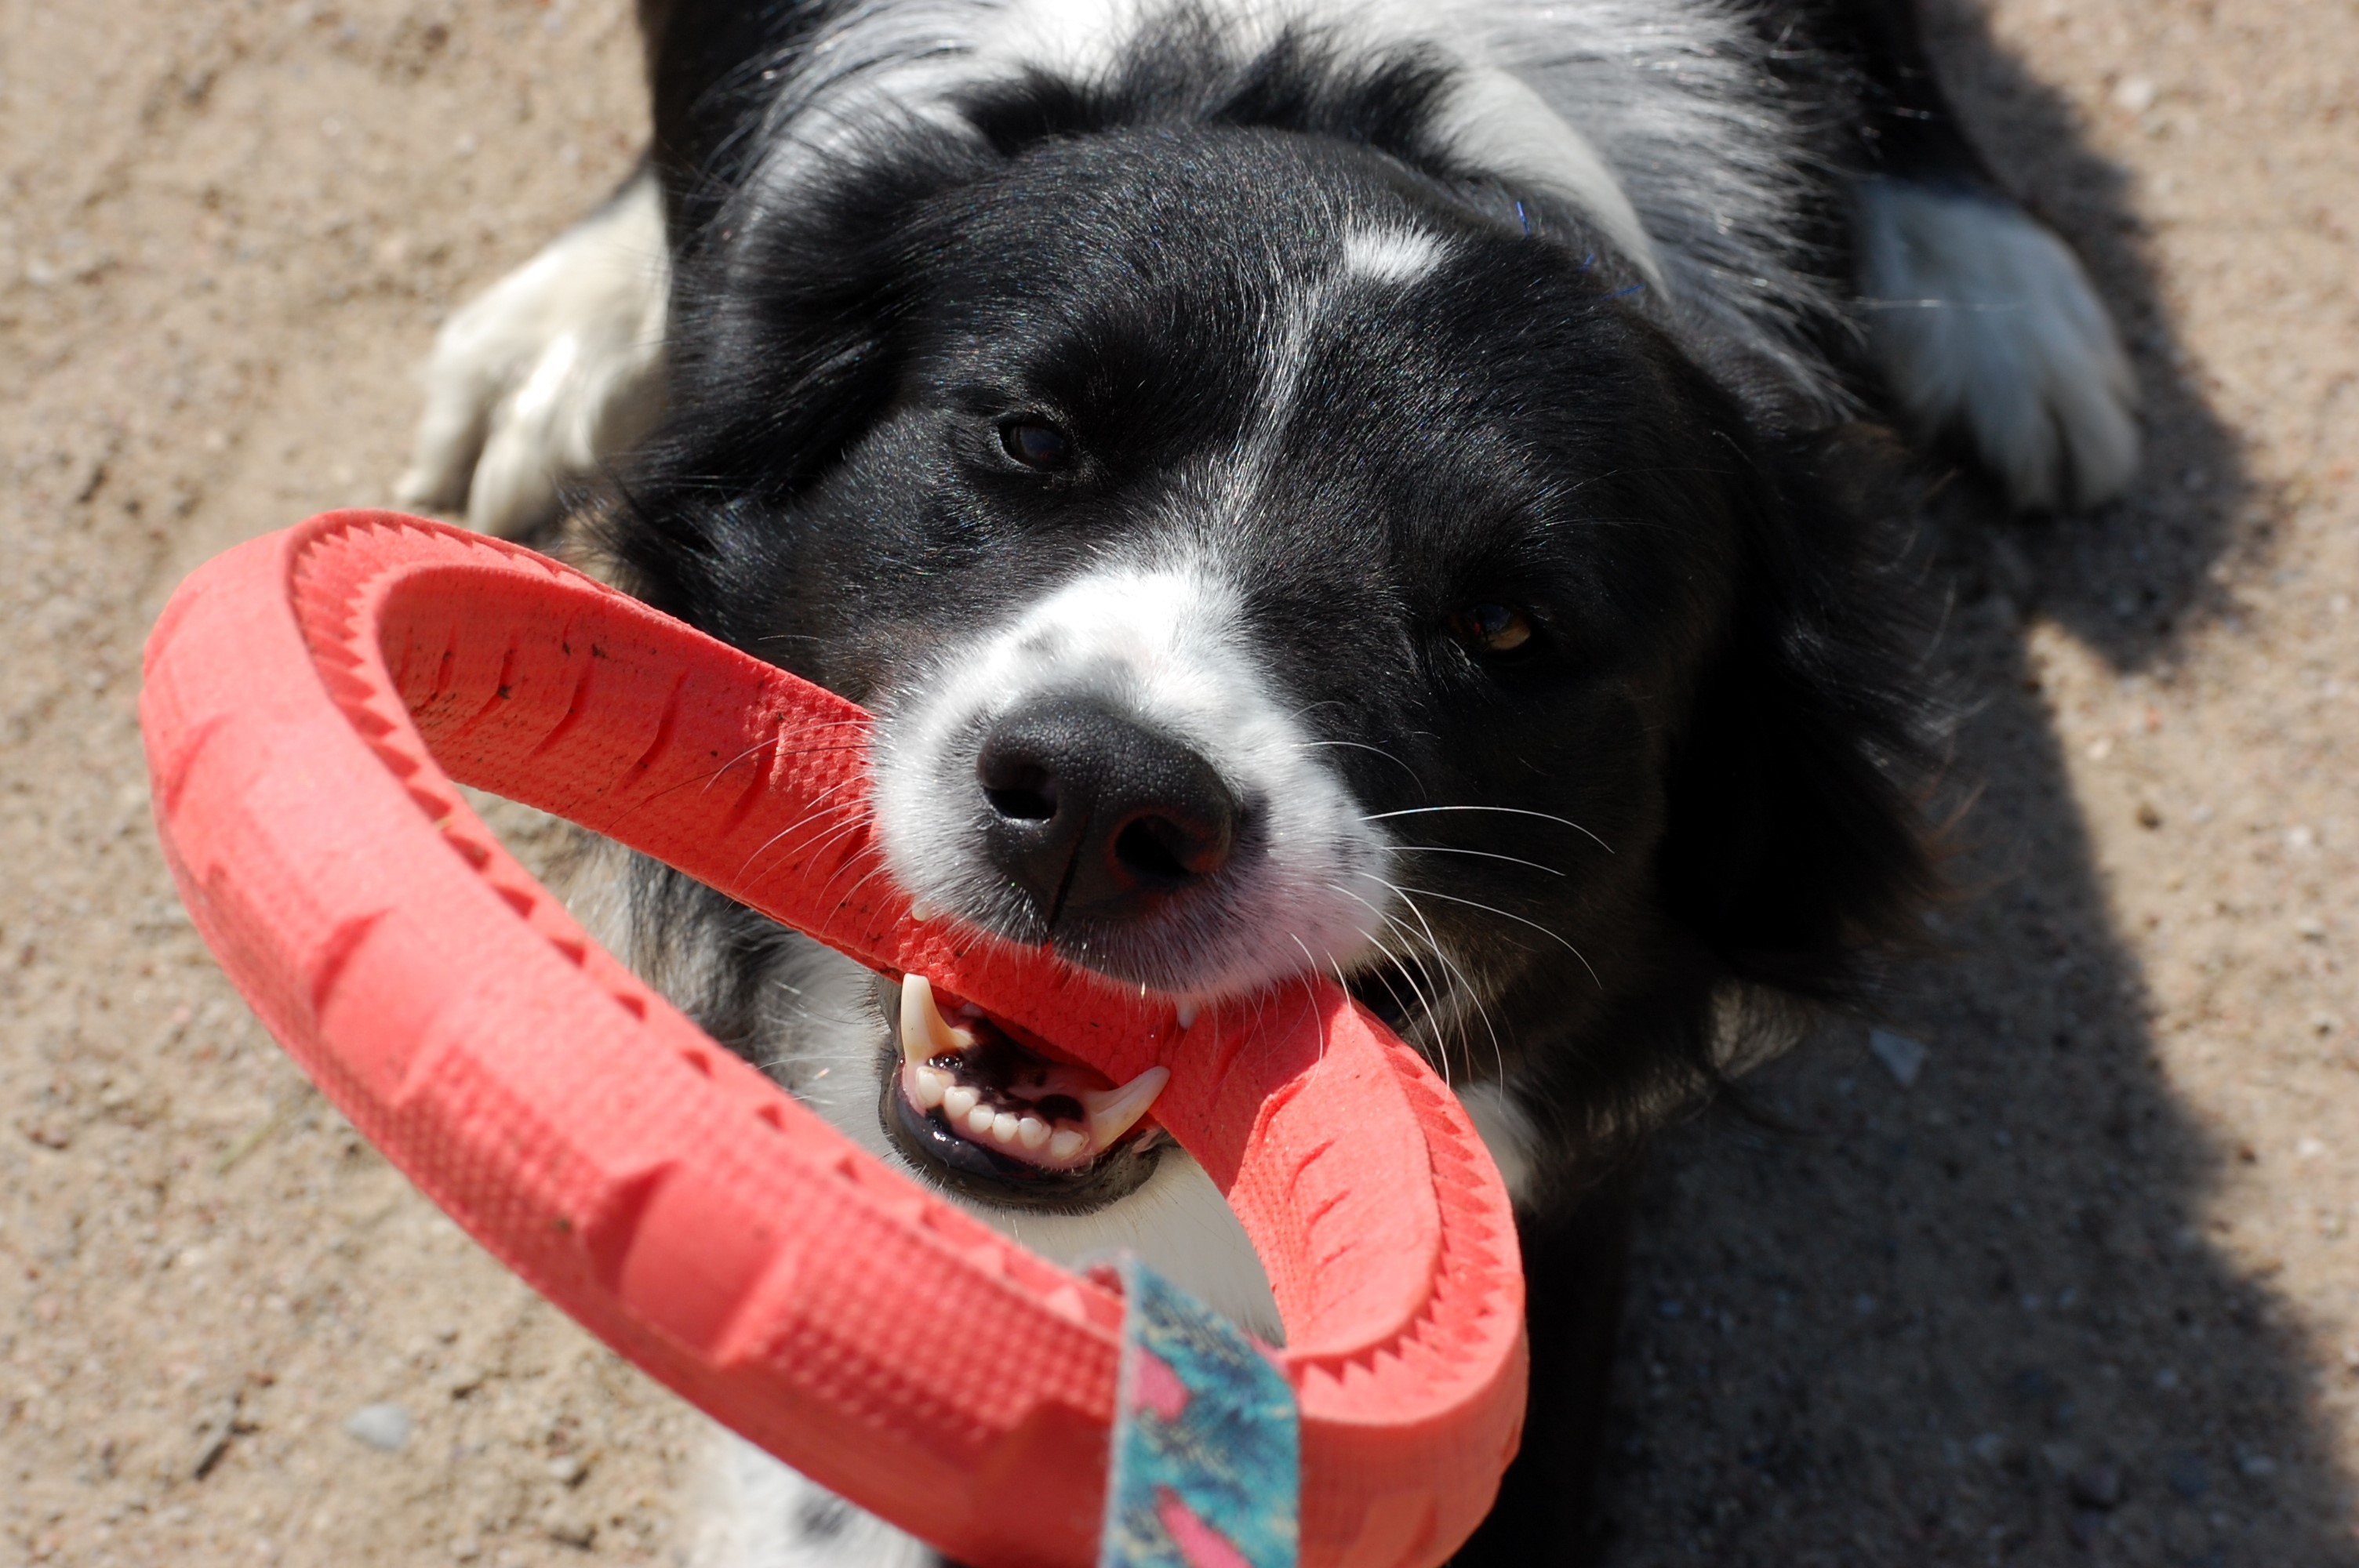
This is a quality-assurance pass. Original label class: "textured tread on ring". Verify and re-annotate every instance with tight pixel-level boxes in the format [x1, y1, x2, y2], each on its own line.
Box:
[140, 511, 1527, 1568]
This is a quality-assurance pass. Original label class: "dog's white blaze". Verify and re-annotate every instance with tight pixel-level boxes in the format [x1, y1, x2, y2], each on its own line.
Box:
[1339, 223, 1450, 286]
[872, 562, 1394, 1000]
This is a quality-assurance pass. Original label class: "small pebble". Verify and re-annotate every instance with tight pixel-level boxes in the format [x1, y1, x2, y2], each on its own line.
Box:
[543, 1510, 597, 1549]
[2070, 1462, 2125, 1510]
[1867, 1029, 1927, 1089]
[344, 1402, 413, 1453]
[547, 1454, 586, 1486]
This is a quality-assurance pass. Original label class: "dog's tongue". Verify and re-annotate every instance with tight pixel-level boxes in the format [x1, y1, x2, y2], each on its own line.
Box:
[896, 975, 1169, 1171]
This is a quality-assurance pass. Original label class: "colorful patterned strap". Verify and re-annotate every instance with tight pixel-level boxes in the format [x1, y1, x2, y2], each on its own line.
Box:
[1104, 1260, 1299, 1568]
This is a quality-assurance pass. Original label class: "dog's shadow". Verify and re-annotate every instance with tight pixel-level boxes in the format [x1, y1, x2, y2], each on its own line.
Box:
[1594, 9, 2350, 1565]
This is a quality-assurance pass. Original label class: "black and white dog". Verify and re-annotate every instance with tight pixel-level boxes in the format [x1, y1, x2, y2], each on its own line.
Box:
[396, 2, 2136, 1560]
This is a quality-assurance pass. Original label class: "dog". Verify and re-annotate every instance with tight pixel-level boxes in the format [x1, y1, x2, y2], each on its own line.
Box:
[394, 2, 2138, 1561]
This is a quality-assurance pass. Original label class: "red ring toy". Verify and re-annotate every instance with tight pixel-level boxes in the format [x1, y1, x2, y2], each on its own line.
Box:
[140, 511, 1526, 1567]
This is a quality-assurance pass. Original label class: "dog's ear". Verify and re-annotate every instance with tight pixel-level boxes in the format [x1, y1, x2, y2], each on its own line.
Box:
[1657, 426, 1938, 998]
[603, 133, 991, 630]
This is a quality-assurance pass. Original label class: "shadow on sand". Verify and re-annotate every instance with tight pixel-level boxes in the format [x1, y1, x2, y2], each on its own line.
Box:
[1594, 6, 2350, 1565]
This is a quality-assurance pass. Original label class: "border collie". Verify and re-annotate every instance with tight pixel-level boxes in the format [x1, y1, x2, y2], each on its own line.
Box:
[394, 2, 2137, 1561]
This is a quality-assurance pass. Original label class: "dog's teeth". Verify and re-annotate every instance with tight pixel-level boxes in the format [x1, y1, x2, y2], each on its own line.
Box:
[1175, 1001, 1198, 1031]
[1081, 1066, 1170, 1149]
[1048, 1126, 1088, 1161]
[1017, 1114, 1051, 1150]
[943, 1083, 980, 1120]
[908, 1064, 950, 1111]
[907, 895, 941, 923]
[898, 975, 973, 1065]
[990, 1111, 1021, 1145]
[965, 1104, 998, 1138]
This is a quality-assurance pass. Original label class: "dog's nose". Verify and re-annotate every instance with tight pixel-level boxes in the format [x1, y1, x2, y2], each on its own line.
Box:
[975, 696, 1238, 927]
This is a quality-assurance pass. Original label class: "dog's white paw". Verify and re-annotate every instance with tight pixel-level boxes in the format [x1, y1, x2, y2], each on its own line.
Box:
[1856, 180, 2139, 512]
[394, 167, 669, 538]
[685, 1432, 943, 1568]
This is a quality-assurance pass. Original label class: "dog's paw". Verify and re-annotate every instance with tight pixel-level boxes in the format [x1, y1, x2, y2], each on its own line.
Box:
[394, 168, 669, 539]
[1856, 180, 2140, 513]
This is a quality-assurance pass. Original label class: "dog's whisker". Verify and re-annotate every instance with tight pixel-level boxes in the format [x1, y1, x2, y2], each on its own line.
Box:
[1285, 933, 1329, 1063]
[1371, 931, 1459, 1085]
[1327, 875, 1478, 1084]
[1381, 878, 1604, 993]
[1291, 738, 1427, 793]
[1390, 842, 1567, 877]
[1378, 893, 1500, 1087]
[1364, 804, 1614, 855]
[733, 794, 870, 882]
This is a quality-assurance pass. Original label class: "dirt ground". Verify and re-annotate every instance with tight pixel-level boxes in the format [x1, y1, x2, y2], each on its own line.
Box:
[1, 1, 2352, 1564]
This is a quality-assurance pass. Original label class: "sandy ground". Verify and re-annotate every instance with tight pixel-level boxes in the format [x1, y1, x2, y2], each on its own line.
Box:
[1, 1, 2352, 1564]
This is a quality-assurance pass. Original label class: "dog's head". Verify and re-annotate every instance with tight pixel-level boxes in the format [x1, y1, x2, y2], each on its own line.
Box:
[612, 99, 1930, 1206]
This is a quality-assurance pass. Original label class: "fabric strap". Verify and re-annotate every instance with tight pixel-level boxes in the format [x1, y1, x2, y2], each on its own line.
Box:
[1100, 1260, 1299, 1568]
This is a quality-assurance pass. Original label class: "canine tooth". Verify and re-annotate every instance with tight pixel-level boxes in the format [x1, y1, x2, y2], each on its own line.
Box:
[943, 1084, 980, 1120]
[965, 1104, 998, 1138]
[909, 1065, 949, 1111]
[1175, 1001, 1198, 1031]
[1048, 1126, 1088, 1161]
[898, 975, 973, 1065]
[1081, 1066, 1170, 1149]
[992, 1111, 1020, 1145]
[1017, 1114, 1050, 1150]
[907, 895, 940, 923]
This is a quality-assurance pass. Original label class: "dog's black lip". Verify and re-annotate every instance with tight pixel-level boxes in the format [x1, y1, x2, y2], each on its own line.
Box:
[877, 1047, 1166, 1214]
[867, 977, 1165, 1214]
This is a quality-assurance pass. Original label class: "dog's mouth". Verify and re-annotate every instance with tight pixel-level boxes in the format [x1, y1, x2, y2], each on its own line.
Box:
[878, 975, 1171, 1211]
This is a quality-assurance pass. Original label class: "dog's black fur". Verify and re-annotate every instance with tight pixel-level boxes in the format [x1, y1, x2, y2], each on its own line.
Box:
[423, 2, 2131, 1558]
[615, 9, 1941, 1113]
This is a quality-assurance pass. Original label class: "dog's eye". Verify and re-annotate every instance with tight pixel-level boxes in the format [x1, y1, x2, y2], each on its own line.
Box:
[1450, 601, 1536, 657]
[998, 418, 1073, 471]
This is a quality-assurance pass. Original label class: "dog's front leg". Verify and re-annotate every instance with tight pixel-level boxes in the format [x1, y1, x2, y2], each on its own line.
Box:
[395, 164, 668, 540]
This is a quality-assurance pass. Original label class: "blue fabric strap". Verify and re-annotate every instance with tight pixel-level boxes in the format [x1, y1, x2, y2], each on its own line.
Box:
[1099, 1258, 1299, 1568]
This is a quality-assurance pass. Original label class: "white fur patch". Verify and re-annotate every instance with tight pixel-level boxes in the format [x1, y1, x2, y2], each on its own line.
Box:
[1856, 179, 2141, 511]
[686, 1433, 940, 1568]
[1428, 61, 1662, 289]
[395, 169, 669, 538]
[1339, 223, 1449, 286]
[870, 561, 1394, 1002]
[751, 0, 1843, 403]
[1456, 1079, 1541, 1210]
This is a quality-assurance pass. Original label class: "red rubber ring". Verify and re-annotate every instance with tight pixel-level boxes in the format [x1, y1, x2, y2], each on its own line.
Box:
[140, 511, 1526, 1567]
